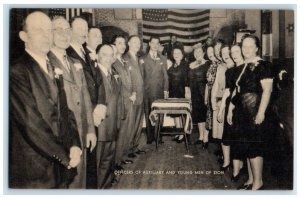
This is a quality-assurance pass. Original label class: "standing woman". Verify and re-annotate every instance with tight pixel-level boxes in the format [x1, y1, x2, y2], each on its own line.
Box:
[216, 45, 235, 171]
[225, 44, 245, 182]
[228, 35, 274, 190]
[167, 47, 189, 142]
[188, 46, 210, 149]
[204, 46, 218, 139]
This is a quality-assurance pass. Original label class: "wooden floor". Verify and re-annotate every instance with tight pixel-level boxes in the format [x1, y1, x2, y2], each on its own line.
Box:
[111, 129, 293, 190]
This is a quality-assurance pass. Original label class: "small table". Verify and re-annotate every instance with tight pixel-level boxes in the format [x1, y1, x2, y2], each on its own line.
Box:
[149, 98, 192, 151]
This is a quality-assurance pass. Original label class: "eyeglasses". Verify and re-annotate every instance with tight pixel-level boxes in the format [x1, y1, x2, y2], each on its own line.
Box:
[53, 28, 71, 34]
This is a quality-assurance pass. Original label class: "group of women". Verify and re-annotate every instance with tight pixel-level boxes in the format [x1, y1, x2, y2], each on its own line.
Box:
[166, 34, 274, 190]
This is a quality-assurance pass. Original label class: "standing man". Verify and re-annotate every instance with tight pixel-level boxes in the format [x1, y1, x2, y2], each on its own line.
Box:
[9, 11, 81, 188]
[67, 18, 106, 187]
[141, 36, 169, 144]
[124, 35, 146, 156]
[83, 26, 104, 188]
[111, 35, 135, 168]
[96, 45, 122, 189]
[67, 17, 106, 111]
[48, 16, 97, 188]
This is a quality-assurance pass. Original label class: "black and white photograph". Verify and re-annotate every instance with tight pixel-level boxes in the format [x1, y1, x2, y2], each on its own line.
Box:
[3, 3, 296, 195]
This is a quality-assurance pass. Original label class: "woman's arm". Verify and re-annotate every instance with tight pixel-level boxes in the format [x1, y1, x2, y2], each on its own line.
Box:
[217, 88, 230, 123]
[255, 79, 273, 124]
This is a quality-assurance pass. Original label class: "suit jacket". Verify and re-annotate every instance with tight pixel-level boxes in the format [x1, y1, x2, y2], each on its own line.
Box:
[9, 52, 80, 188]
[140, 53, 169, 101]
[112, 58, 132, 116]
[123, 53, 144, 105]
[66, 46, 106, 107]
[97, 68, 122, 141]
[48, 51, 95, 147]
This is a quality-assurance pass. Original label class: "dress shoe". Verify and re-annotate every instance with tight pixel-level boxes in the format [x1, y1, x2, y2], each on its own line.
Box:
[202, 142, 208, 149]
[135, 150, 146, 155]
[220, 164, 230, 172]
[255, 185, 264, 190]
[172, 135, 179, 141]
[176, 137, 184, 143]
[231, 173, 241, 182]
[237, 183, 253, 190]
[122, 159, 133, 164]
[147, 140, 153, 144]
[194, 140, 203, 145]
[128, 153, 137, 158]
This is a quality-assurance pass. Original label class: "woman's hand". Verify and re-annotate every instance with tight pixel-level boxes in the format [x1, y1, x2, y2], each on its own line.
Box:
[227, 109, 233, 125]
[255, 112, 265, 125]
[217, 110, 224, 123]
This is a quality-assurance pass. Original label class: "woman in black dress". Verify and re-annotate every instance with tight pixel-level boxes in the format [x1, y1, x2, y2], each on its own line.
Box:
[167, 47, 189, 142]
[228, 35, 274, 190]
[188, 46, 210, 148]
[218, 44, 244, 181]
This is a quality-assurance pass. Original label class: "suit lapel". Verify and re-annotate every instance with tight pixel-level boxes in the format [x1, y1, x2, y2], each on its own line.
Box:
[25, 52, 58, 105]
[48, 51, 76, 84]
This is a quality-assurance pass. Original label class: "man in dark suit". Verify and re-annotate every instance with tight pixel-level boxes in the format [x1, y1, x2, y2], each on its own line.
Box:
[96, 45, 122, 189]
[111, 35, 136, 169]
[66, 18, 106, 112]
[140, 36, 169, 144]
[66, 19, 106, 188]
[123, 35, 146, 156]
[48, 16, 97, 188]
[9, 11, 81, 188]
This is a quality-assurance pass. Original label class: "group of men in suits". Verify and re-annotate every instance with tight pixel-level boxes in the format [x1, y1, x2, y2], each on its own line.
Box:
[9, 11, 169, 189]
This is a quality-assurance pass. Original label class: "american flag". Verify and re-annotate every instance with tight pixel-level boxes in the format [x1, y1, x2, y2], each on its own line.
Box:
[48, 8, 93, 22]
[142, 9, 210, 46]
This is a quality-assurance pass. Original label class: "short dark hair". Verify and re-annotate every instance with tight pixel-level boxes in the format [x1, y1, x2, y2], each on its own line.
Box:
[172, 46, 185, 61]
[111, 34, 127, 44]
[149, 36, 160, 43]
[220, 44, 231, 63]
[241, 34, 261, 49]
[128, 35, 140, 42]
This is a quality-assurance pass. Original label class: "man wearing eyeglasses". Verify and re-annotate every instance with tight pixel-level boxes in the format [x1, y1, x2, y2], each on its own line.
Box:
[48, 16, 97, 188]
[9, 11, 81, 188]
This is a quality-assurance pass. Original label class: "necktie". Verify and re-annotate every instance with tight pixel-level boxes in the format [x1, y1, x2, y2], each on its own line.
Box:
[80, 46, 86, 61]
[46, 60, 55, 80]
[107, 70, 112, 84]
[63, 55, 71, 72]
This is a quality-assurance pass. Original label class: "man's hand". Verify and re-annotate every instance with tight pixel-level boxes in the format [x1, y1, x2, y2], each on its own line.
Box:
[129, 92, 137, 104]
[93, 104, 107, 127]
[68, 146, 82, 168]
[86, 133, 97, 152]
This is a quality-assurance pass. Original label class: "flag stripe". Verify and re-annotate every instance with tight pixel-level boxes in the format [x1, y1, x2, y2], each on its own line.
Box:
[168, 12, 210, 21]
[143, 37, 207, 46]
[142, 26, 209, 36]
[143, 35, 208, 43]
[142, 24, 209, 32]
[168, 9, 209, 15]
[143, 20, 209, 29]
[168, 9, 210, 17]
[143, 30, 209, 40]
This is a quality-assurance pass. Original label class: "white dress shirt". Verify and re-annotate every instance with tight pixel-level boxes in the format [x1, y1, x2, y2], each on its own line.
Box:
[25, 48, 49, 75]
